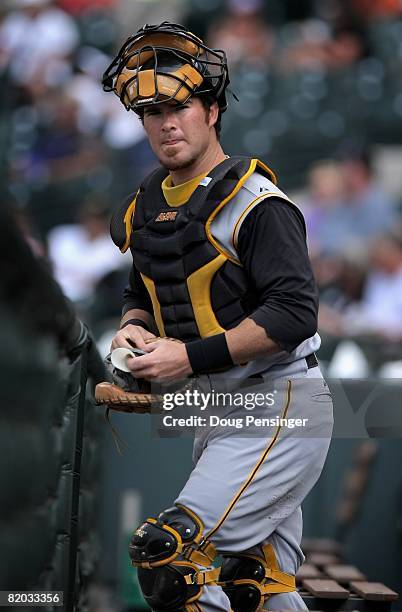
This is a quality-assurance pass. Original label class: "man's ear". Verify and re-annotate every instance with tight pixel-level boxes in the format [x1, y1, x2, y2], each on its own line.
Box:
[208, 101, 219, 129]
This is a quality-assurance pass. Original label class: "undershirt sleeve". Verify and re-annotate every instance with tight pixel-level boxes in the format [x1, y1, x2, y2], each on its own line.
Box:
[236, 197, 318, 353]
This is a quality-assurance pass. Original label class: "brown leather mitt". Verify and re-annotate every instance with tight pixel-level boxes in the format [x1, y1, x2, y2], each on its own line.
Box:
[95, 382, 161, 414]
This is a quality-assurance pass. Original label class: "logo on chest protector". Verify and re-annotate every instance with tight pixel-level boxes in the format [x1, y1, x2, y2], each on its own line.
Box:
[155, 211, 178, 222]
[135, 528, 147, 538]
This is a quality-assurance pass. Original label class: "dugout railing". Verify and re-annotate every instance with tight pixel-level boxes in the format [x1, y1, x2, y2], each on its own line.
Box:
[0, 308, 105, 612]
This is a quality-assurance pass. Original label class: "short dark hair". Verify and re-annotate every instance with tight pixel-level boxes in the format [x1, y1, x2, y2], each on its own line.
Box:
[197, 93, 222, 139]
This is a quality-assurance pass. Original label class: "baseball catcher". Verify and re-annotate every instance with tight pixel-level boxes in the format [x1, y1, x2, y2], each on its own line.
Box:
[98, 20, 334, 611]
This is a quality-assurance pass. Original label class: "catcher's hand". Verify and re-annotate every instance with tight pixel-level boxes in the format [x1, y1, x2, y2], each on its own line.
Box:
[110, 323, 156, 352]
[95, 336, 188, 414]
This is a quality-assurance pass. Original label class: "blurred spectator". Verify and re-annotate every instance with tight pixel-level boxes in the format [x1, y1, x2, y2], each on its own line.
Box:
[0, 0, 79, 88]
[316, 248, 368, 336]
[341, 228, 402, 339]
[58, 0, 116, 15]
[68, 45, 112, 134]
[301, 160, 345, 255]
[279, 18, 369, 73]
[339, 149, 397, 243]
[207, 0, 275, 68]
[22, 89, 103, 183]
[347, 0, 402, 20]
[47, 195, 129, 305]
[302, 151, 397, 256]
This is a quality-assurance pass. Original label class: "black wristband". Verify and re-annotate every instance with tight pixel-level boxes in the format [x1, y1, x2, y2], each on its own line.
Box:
[185, 333, 233, 374]
[120, 318, 150, 332]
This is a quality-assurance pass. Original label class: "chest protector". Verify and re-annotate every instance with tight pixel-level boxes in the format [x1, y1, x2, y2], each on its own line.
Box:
[112, 156, 278, 341]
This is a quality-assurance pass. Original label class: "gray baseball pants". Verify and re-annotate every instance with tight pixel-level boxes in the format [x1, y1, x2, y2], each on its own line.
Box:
[174, 369, 333, 611]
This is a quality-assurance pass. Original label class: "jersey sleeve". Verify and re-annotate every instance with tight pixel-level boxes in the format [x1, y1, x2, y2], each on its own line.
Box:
[237, 197, 318, 353]
[112, 194, 153, 317]
[110, 192, 138, 253]
[122, 264, 153, 316]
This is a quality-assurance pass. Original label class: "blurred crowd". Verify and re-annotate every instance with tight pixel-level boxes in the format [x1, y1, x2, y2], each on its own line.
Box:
[300, 152, 402, 376]
[1, 0, 402, 375]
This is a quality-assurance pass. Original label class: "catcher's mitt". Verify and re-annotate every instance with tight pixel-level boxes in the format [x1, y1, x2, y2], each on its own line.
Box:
[95, 382, 161, 414]
[96, 336, 194, 453]
[95, 336, 187, 414]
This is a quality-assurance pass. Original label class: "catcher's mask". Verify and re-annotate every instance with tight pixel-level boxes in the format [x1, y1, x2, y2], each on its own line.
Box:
[102, 21, 230, 113]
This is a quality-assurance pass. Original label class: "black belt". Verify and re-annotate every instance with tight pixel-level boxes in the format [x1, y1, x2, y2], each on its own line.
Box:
[238, 353, 318, 390]
[306, 352, 318, 369]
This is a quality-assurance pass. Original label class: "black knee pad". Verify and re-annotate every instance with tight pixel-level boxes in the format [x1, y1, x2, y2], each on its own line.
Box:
[129, 516, 181, 567]
[158, 505, 202, 542]
[220, 555, 265, 612]
[129, 504, 204, 567]
[129, 504, 219, 609]
[219, 545, 296, 612]
[138, 563, 200, 611]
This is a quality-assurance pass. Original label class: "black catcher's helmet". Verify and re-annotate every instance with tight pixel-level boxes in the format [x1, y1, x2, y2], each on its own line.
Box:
[102, 21, 230, 113]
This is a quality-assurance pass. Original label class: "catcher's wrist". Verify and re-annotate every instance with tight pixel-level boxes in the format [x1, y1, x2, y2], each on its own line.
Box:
[120, 318, 151, 332]
[185, 333, 233, 374]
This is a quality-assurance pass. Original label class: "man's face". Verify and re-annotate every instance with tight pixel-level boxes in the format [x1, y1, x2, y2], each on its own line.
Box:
[142, 97, 218, 172]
